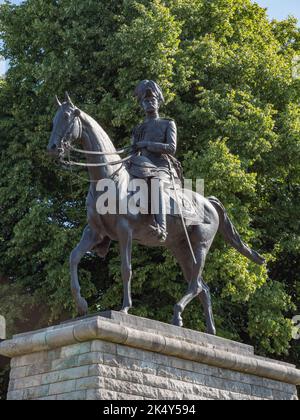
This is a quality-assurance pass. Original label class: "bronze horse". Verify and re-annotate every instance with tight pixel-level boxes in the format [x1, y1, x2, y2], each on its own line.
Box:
[47, 94, 265, 335]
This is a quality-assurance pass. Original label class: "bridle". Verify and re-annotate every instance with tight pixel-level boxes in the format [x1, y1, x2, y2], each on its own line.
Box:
[58, 113, 134, 178]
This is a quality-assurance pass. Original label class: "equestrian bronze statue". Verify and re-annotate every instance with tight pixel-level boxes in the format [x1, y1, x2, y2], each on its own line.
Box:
[47, 83, 265, 335]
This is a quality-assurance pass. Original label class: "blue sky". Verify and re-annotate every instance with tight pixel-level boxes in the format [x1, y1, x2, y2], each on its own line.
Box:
[255, 0, 300, 21]
[1, 0, 300, 75]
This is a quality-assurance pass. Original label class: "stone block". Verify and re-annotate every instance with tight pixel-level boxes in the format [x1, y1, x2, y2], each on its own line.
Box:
[7, 389, 24, 400]
[51, 355, 79, 371]
[23, 385, 50, 400]
[58, 365, 90, 382]
[11, 351, 48, 368]
[55, 391, 86, 401]
[157, 389, 183, 400]
[115, 368, 143, 385]
[91, 340, 117, 354]
[9, 366, 28, 380]
[37, 391, 86, 401]
[86, 388, 103, 400]
[26, 360, 52, 376]
[78, 351, 103, 366]
[49, 380, 76, 396]
[251, 385, 279, 400]
[86, 389, 144, 400]
[76, 376, 104, 390]
[10, 374, 42, 391]
[60, 342, 91, 359]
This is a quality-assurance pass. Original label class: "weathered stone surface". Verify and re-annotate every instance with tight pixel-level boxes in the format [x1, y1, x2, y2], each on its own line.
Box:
[9, 366, 28, 380]
[38, 390, 86, 401]
[9, 374, 42, 391]
[60, 342, 92, 358]
[7, 389, 24, 400]
[10, 351, 48, 368]
[1, 314, 299, 387]
[26, 360, 52, 376]
[51, 355, 79, 371]
[91, 340, 117, 354]
[13, 310, 253, 354]
[99, 311, 254, 356]
[49, 379, 76, 396]
[76, 376, 104, 390]
[23, 384, 50, 400]
[78, 351, 103, 366]
[2, 315, 299, 400]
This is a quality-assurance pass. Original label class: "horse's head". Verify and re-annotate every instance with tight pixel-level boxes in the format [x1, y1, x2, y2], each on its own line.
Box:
[47, 92, 82, 157]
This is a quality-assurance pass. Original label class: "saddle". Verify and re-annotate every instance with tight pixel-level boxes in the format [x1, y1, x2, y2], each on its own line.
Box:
[128, 155, 161, 179]
[128, 154, 179, 181]
[127, 155, 209, 225]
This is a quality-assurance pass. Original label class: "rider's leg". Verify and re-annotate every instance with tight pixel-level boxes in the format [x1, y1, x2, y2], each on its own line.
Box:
[156, 179, 167, 241]
[150, 177, 167, 242]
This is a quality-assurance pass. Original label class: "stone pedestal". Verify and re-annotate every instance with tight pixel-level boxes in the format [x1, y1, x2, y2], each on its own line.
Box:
[0, 311, 299, 400]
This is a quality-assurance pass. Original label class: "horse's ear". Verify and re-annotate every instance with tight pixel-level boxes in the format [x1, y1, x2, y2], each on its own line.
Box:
[74, 108, 81, 117]
[55, 95, 62, 107]
[65, 92, 75, 107]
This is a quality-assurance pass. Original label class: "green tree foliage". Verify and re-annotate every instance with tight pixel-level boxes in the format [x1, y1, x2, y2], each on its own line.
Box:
[0, 0, 299, 397]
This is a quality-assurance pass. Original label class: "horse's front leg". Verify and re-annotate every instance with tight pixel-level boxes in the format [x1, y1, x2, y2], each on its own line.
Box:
[70, 225, 98, 316]
[118, 222, 133, 314]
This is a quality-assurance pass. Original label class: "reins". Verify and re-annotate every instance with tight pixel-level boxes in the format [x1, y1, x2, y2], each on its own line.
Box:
[60, 148, 133, 168]
[59, 115, 134, 169]
[67, 144, 133, 156]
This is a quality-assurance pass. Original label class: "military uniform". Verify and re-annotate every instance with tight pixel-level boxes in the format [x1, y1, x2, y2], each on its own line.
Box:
[131, 117, 177, 181]
[131, 80, 181, 241]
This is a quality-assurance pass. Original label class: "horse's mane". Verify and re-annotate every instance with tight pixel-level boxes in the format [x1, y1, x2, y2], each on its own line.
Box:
[80, 111, 121, 163]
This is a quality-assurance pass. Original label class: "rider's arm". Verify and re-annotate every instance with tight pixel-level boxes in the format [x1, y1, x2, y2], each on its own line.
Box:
[146, 121, 177, 155]
[131, 126, 140, 150]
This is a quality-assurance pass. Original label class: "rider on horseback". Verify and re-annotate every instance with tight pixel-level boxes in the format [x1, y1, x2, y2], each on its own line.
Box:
[130, 80, 182, 243]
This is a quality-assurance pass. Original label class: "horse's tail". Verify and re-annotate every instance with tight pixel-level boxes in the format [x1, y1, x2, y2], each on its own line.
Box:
[208, 197, 266, 266]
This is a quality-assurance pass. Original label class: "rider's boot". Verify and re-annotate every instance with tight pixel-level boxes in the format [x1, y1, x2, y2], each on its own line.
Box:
[155, 182, 167, 243]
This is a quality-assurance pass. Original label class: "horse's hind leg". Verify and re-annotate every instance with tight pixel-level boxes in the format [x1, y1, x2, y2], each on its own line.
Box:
[198, 281, 216, 335]
[173, 274, 203, 327]
[117, 220, 133, 314]
[172, 245, 208, 328]
[70, 225, 99, 316]
[173, 273, 216, 335]
[171, 241, 216, 335]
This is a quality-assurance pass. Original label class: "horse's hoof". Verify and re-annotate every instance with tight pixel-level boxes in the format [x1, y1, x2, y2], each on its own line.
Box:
[120, 307, 131, 315]
[206, 327, 217, 336]
[172, 317, 183, 328]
